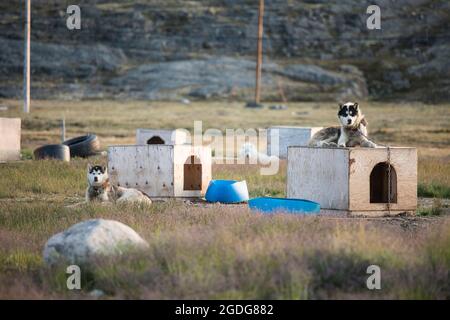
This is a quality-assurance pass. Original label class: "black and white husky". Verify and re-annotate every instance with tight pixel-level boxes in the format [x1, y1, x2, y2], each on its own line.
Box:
[308, 102, 377, 148]
[86, 165, 152, 205]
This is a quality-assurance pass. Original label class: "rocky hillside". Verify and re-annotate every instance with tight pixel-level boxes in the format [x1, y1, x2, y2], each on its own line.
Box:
[0, 0, 449, 102]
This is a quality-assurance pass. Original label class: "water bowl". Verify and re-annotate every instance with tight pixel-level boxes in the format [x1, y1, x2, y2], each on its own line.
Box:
[248, 197, 320, 214]
[205, 180, 250, 204]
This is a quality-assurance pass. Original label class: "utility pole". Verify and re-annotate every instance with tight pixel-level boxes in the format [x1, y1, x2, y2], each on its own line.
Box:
[255, 0, 265, 104]
[24, 0, 31, 113]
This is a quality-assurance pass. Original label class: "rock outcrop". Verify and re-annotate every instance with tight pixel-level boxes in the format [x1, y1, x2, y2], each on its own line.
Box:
[0, 0, 448, 101]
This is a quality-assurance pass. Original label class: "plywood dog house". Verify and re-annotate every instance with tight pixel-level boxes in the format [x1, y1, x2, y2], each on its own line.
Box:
[136, 129, 188, 145]
[287, 147, 417, 216]
[108, 144, 211, 198]
[267, 126, 322, 158]
[0, 118, 21, 162]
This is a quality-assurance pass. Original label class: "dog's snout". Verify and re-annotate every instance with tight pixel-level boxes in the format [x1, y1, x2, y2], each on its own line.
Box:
[94, 177, 98, 182]
[347, 119, 352, 125]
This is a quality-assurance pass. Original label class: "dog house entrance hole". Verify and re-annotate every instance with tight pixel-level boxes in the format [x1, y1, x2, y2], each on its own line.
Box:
[370, 162, 397, 203]
[147, 136, 165, 144]
[184, 155, 202, 191]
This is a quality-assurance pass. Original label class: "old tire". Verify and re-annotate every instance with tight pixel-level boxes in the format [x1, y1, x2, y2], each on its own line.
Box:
[34, 144, 70, 161]
[63, 134, 100, 158]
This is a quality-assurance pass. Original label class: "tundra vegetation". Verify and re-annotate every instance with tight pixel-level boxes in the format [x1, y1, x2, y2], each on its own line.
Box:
[0, 99, 449, 299]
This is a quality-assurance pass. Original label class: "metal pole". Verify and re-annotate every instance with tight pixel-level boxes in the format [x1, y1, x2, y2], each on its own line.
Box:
[24, 0, 31, 113]
[255, 0, 264, 104]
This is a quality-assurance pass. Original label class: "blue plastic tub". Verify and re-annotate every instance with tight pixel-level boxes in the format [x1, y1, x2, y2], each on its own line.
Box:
[248, 197, 320, 214]
[205, 180, 250, 204]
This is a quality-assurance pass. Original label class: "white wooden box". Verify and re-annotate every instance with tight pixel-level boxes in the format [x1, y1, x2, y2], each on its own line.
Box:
[108, 144, 211, 198]
[0, 118, 21, 162]
[136, 129, 188, 145]
[287, 147, 417, 216]
[267, 126, 322, 158]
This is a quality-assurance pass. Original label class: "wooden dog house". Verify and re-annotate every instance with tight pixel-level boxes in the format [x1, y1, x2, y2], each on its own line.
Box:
[136, 129, 188, 145]
[0, 118, 21, 162]
[267, 126, 322, 159]
[108, 145, 211, 198]
[287, 147, 417, 216]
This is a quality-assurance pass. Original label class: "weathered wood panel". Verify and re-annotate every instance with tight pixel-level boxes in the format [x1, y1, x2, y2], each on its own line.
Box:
[108, 144, 212, 198]
[173, 145, 212, 197]
[349, 147, 417, 212]
[287, 147, 349, 210]
[268, 126, 322, 158]
[136, 129, 188, 145]
[108, 145, 175, 197]
[0, 118, 21, 162]
[287, 146, 417, 215]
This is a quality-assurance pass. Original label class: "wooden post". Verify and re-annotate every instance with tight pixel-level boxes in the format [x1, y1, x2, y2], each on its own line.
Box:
[24, 0, 31, 113]
[61, 117, 66, 143]
[255, 0, 264, 104]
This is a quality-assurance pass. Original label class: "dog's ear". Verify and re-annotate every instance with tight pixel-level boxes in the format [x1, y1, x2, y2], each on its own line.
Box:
[87, 163, 92, 172]
[354, 102, 359, 110]
[103, 166, 107, 174]
[339, 103, 343, 110]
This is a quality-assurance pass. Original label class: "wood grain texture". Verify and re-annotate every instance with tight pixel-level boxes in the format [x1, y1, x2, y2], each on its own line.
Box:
[287, 147, 417, 214]
[348, 147, 417, 212]
[268, 126, 322, 158]
[108, 144, 211, 198]
[287, 147, 349, 210]
[136, 129, 188, 145]
[0, 118, 21, 162]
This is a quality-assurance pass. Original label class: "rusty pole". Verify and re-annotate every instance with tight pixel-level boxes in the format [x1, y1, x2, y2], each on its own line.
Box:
[255, 0, 264, 104]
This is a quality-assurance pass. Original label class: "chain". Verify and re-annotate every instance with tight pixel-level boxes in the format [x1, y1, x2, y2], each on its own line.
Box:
[355, 128, 392, 214]
[387, 146, 391, 214]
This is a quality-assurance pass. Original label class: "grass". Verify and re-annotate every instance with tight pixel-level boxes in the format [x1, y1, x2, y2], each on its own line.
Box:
[417, 199, 444, 217]
[0, 99, 449, 299]
[418, 158, 450, 198]
[0, 195, 449, 299]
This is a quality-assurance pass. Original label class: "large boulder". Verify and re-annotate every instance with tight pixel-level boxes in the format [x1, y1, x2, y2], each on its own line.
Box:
[43, 219, 149, 266]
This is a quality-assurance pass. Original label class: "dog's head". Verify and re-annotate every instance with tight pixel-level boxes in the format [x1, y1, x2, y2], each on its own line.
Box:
[87, 164, 108, 187]
[338, 102, 362, 128]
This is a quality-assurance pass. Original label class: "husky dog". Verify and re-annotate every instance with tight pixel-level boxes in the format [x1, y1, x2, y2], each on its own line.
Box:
[308, 102, 377, 148]
[86, 165, 152, 205]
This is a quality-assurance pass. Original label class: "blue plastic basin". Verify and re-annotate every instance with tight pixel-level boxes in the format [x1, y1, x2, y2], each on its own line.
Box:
[205, 180, 250, 203]
[248, 197, 320, 214]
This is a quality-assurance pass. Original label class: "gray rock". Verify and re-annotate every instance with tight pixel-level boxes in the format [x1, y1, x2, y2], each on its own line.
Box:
[384, 71, 411, 90]
[0, 0, 448, 101]
[279, 64, 348, 86]
[408, 44, 450, 79]
[43, 219, 149, 266]
[109, 57, 367, 101]
[89, 289, 105, 299]
[0, 37, 126, 78]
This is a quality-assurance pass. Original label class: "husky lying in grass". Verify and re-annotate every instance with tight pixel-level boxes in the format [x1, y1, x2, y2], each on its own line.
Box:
[86, 165, 152, 205]
[308, 102, 377, 148]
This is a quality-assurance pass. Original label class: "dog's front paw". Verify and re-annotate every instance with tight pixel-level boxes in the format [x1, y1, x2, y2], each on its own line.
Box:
[321, 142, 338, 148]
[362, 140, 377, 148]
